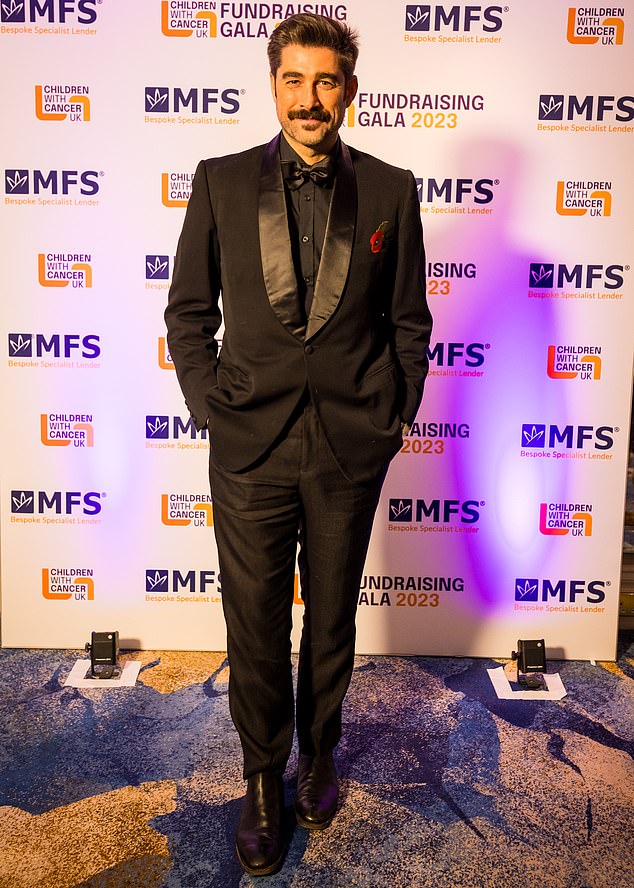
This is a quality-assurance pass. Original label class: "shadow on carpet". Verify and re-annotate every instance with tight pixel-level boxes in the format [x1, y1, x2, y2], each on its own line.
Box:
[0, 634, 633, 887]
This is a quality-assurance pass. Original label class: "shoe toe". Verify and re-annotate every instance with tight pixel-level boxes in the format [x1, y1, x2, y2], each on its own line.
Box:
[236, 772, 286, 875]
[295, 753, 339, 829]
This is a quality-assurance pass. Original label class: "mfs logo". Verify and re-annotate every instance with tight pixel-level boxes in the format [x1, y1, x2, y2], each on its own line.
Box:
[1, 0, 97, 23]
[146, 255, 170, 280]
[145, 86, 240, 115]
[426, 342, 489, 377]
[405, 5, 505, 32]
[529, 263, 625, 291]
[389, 498, 482, 524]
[5, 169, 100, 196]
[515, 578, 607, 604]
[521, 424, 615, 453]
[416, 177, 496, 205]
[567, 7, 625, 45]
[427, 341, 488, 366]
[11, 490, 103, 515]
[145, 569, 221, 598]
[9, 333, 100, 359]
[146, 415, 207, 440]
[538, 94, 633, 122]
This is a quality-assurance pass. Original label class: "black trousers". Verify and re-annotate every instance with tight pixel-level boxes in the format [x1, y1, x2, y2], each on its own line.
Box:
[209, 400, 387, 779]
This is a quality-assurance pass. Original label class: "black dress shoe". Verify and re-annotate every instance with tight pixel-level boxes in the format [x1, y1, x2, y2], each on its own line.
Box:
[235, 771, 286, 876]
[295, 751, 339, 829]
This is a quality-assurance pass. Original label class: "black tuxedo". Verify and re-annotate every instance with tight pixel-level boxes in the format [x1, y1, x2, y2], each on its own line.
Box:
[165, 135, 431, 483]
[166, 134, 431, 777]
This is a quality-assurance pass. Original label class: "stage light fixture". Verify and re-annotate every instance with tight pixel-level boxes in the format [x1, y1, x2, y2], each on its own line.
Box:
[511, 639, 547, 689]
[85, 631, 120, 679]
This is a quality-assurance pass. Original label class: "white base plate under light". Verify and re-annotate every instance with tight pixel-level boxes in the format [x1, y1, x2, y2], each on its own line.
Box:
[487, 666, 567, 700]
[64, 659, 142, 689]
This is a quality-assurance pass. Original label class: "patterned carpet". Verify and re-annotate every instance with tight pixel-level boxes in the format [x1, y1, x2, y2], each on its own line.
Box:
[0, 636, 633, 888]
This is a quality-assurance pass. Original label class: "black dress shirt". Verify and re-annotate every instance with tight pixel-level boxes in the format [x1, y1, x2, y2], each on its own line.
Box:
[279, 135, 338, 318]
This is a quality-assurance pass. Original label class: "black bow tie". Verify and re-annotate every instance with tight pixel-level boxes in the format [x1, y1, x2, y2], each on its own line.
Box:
[282, 157, 335, 190]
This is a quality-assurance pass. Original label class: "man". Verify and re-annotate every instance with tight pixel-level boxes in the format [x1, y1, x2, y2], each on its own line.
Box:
[165, 13, 431, 876]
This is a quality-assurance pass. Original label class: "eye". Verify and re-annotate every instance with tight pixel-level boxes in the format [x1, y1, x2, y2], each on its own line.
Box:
[318, 80, 336, 89]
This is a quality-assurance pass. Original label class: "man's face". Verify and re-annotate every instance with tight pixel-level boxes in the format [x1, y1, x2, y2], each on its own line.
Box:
[270, 44, 357, 160]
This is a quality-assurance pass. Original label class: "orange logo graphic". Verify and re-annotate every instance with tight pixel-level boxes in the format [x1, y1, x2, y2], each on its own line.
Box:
[41, 414, 94, 447]
[42, 568, 95, 600]
[35, 85, 91, 121]
[162, 173, 191, 207]
[547, 346, 601, 379]
[38, 254, 92, 288]
[556, 181, 612, 217]
[161, 2, 217, 37]
[294, 573, 303, 605]
[161, 494, 213, 526]
[158, 337, 175, 369]
[567, 7, 624, 44]
[539, 504, 592, 536]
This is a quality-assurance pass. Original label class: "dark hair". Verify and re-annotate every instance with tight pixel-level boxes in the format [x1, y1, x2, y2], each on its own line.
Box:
[267, 13, 359, 81]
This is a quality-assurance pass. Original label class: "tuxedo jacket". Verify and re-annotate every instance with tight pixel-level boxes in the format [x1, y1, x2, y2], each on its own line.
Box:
[165, 134, 432, 483]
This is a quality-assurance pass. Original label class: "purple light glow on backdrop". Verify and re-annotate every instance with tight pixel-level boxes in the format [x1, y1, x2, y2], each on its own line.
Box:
[1, 2, 631, 658]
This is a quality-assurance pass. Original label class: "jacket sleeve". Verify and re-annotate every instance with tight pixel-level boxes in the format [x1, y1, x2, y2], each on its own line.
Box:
[390, 171, 432, 427]
[164, 160, 222, 430]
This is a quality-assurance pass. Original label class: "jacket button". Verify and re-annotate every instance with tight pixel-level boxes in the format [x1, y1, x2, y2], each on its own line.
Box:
[305, 345, 314, 355]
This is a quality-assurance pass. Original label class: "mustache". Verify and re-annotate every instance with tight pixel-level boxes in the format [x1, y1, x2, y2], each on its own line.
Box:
[288, 108, 331, 122]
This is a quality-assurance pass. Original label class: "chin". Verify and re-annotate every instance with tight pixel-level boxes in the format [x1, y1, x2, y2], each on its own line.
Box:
[299, 131, 325, 143]
[287, 130, 320, 145]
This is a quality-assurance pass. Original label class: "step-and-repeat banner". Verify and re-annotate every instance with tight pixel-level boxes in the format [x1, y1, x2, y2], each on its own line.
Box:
[2, 1, 632, 659]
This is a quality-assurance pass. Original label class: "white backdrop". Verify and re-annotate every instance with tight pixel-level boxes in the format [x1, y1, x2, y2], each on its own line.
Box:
[2, 0, 633, 659]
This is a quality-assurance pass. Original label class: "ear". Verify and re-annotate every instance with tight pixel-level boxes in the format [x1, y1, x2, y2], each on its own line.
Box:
[345, 74, 358, 107]
[270, 71, 277, 100]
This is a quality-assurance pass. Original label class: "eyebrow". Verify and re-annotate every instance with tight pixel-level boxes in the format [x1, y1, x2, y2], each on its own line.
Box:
[280, 70, 340, 81]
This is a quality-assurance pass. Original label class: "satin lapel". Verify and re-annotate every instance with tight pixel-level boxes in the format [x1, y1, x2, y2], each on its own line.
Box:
[306, 141, 357, 341]
[258, 135, 306, 339]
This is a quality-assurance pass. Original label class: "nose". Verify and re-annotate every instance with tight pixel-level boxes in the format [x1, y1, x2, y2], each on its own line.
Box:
[296, 81, 320, 109]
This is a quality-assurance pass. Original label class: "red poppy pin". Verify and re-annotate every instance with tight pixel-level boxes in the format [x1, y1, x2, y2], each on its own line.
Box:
[370, 221, 389, 254]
